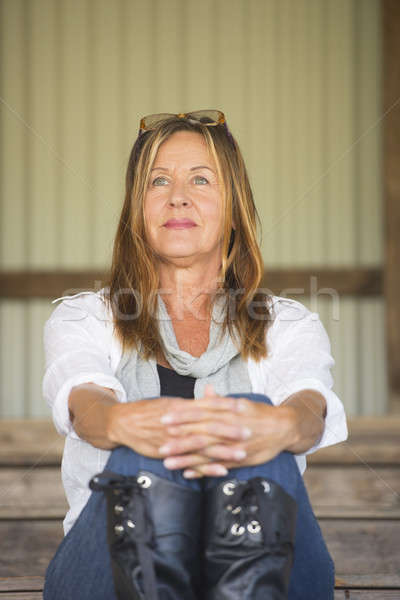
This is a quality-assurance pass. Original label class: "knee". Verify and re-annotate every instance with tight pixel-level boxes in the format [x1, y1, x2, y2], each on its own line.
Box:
[228, 392, 273, 406]
[223, 451, 301, 502]
[106, 445, 142, 473]
[105, 446, 203, 492]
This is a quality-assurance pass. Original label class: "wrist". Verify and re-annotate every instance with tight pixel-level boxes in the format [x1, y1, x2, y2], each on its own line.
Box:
[281, 392, 326, 454]
[104, 401, 123, 448]
[278, 404, 302, 452]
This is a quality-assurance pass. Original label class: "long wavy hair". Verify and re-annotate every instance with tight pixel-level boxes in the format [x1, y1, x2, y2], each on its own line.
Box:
[107, 116, 271, 360]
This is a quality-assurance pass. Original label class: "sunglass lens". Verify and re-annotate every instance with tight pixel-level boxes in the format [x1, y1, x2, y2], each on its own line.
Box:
[187, 110, 222, 124]
[142, 113, 176, 129]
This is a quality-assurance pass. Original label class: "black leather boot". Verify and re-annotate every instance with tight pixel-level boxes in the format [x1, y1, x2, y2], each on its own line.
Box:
[90, 470, 202, 600]
[203, 476, 297, 600]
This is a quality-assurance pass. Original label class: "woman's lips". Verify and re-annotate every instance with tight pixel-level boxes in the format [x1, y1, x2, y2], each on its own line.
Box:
[164, 219, 197, 229]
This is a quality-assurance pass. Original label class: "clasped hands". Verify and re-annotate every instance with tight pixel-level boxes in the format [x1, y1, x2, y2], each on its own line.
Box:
[109, 385, 296, 479]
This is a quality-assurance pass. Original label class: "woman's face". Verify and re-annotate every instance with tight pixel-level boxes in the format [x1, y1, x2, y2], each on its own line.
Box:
[144, 131, 225, 271]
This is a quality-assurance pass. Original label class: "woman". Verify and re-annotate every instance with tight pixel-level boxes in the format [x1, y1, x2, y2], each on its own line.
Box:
[43, 110, 347, 600]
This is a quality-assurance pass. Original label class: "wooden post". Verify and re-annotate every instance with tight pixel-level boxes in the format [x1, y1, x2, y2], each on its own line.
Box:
[384, 0, 400, 412]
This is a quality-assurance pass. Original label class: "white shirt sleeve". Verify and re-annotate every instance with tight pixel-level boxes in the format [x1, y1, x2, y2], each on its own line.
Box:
[249, 297, 348, 454]
[42, 292, 125, 437]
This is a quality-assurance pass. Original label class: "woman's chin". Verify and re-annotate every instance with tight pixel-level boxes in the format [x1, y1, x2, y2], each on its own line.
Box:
[157, 249, 222, 271]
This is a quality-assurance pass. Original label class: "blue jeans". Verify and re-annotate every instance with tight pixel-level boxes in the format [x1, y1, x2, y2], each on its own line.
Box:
[44, 394, 334, 600]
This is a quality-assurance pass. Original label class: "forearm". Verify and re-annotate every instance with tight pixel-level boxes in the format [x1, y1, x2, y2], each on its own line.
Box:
[68, 385, 196, 457]
[68, 383, 119, 450]
[282, 389, 327, 454]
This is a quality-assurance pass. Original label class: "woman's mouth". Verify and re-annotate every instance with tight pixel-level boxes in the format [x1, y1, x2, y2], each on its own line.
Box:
[164, 219, 197, 229]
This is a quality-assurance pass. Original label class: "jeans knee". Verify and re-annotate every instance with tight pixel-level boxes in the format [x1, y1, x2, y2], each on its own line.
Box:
[105, 446, 203, 491]
[228, 392, 273, 406]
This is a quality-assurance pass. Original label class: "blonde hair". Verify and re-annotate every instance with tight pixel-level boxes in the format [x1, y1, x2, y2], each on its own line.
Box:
[107, 117, 271, 360]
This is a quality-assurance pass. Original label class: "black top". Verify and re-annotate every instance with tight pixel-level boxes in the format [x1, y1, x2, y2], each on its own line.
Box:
[157, 364, 196, 399]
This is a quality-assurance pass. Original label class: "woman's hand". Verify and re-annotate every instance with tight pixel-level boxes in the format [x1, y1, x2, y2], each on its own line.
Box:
[69, 383, 225, 457]
[106, 396, 212, 457]
[159, 385, 326, 478]
[158, 389, 294, 477]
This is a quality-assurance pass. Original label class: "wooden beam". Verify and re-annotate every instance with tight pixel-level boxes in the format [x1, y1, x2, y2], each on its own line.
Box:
[0, 271, 105, 299]
[0, 267, 383, 299]
[384, 0, 400, 410]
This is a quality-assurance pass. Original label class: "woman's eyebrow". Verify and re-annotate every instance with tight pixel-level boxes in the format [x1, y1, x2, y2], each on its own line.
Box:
[190, 166, 215, 172]
[150, 165, 215, 172]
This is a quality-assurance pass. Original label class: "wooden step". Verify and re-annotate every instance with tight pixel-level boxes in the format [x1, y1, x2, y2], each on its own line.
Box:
[0, 467, 68, 519]
[303, 464, 400, 518]
[0, 577, 399, 598]
[307, 416, 400, 465]
[0, 518, 399, 580]
[0, 416, 399, 596]
[1, 464, 400, 520]
[334, 594, 400, 599]
[0, 577, 44, 593]
[0, 421, 64, 467]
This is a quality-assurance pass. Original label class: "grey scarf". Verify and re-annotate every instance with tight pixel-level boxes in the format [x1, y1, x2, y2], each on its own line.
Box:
[116, 296, 252, 401]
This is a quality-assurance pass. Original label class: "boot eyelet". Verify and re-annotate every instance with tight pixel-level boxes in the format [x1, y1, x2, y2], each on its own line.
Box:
[261, 481, 271, 493]
[223, 482, 235, 496]
[231, 506, 241, 515]
[231, 524, 245, 536]
[138, 475, 152, 488]
[114, 524, 124, 534]
[114, 504, 124, 514]
[126, 519, 135, 529]
[247, 520, 261, 534]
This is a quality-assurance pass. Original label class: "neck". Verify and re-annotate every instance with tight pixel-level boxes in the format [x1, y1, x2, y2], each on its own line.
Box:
[158, 263, 221, 320]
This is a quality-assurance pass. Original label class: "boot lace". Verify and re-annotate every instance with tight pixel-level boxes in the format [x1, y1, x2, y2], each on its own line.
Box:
[219, 478, 279, 544]
[90, 471, 159, 600]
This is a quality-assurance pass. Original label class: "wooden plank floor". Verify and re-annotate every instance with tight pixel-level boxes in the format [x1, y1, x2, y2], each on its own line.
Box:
[1, 417, 400, 599]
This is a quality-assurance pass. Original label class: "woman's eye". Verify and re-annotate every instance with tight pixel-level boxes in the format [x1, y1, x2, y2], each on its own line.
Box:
[192, 175, 208, 185]
[152, 176, 169, 186]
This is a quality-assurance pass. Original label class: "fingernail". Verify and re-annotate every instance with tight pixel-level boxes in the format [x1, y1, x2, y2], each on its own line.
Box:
[241, 427, 252, 439]
[158, 444, 171, 455]
[164, 457, 177, 468]
[236, 400, 246, 413]
[160, 414, 174, 424]
[233, 449, 247, 460]
[183, 469, 197, 479]
[214, 465, 229, 476]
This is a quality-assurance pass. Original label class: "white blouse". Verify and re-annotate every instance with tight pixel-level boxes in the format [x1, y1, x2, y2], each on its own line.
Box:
[43, 291, 348, 534]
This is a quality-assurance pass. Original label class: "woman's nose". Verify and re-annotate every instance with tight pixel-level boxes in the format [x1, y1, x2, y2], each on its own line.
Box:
[169, 182, 191, 207]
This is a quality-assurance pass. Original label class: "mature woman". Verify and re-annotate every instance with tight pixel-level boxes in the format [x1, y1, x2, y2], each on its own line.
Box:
[43, 110, 347, 600]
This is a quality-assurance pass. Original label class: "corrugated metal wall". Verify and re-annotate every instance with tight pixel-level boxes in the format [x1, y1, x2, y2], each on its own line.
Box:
[0, 0, 386, 418]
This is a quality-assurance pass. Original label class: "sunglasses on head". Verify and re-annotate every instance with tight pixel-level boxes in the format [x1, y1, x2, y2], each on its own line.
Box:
[138, 110, 233, 142]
